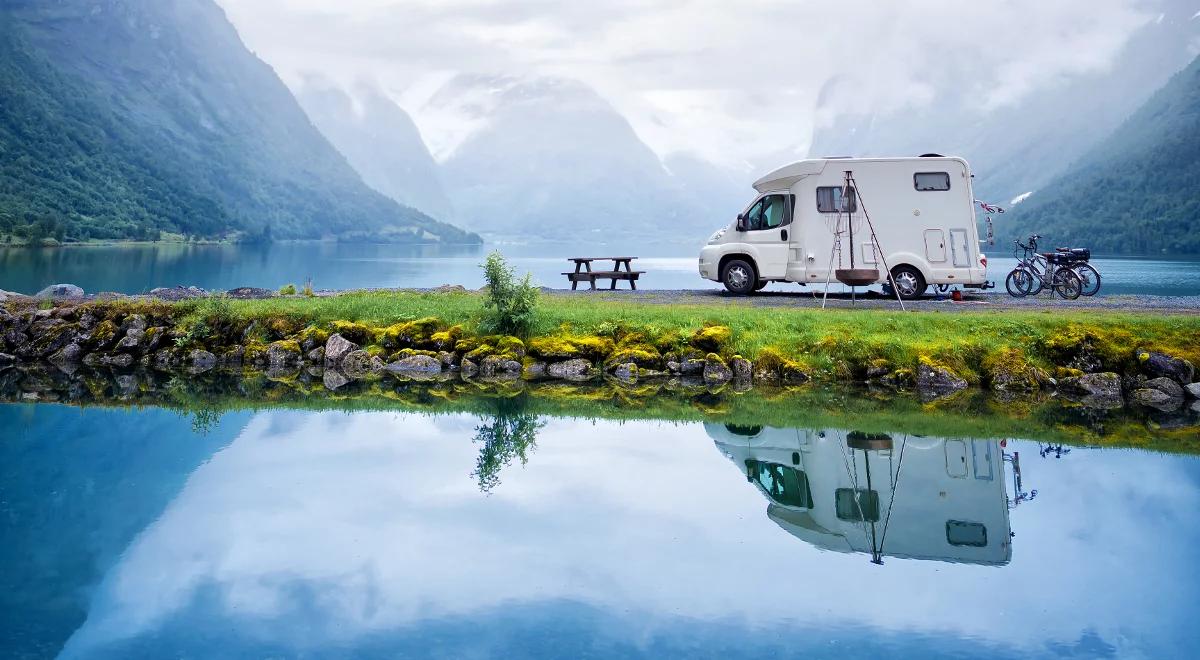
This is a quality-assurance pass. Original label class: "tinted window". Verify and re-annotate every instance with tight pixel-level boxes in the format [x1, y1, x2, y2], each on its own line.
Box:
[835, 488, 880, 522]
[946, 520, 988, 547]
[746, 460, 813, 508]
[744, 194, 790, 230]
[816, 186, 857, 213]
[725, 424, 763, 437]
[914, 172, 951, 191]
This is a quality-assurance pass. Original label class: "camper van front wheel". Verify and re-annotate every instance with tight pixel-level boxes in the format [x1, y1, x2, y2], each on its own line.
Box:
[721, 259, 756, 295]
[890, 265, 927, 300]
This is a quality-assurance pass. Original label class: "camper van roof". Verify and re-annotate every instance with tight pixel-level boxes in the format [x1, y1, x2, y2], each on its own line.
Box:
[751, 156, 965, 193]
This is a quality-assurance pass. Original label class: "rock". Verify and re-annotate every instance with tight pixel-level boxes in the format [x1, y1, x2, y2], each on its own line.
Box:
[460, 358, 478, 377]
[114, 374, 139, 397]
[323, 368, 351, 390]
[680, 358, 705, 376]
[612, 362, 638, 382]
[48, 343, 82, 369]
[1138, 350, 1194, 385]
[0, 352, 14, 368]
[3, 329, 29, 352]
[703, 354, 733, 384]
[480, 355, 521, 378]
[225, 287, 275, 299]
[731, 357, 752, 381]
[916, 362, 967, 396]
[35, 283, 84, 299]
[1133, 388, 1182, 411]
[153, 350, 178, 370]
[324, 334, 358, 368]
[148, 286, 207, 301]
[188, 349, 217, 373]
[1058, 372, 1120, 397]
[341, 350, 383, 379]
[101, 352, 135, 368]
[548, 359, 592, 380]
[1186, 382, 1200, 399]
[1143, 376, 1185, 400]
[523, 361, 547, 378]
[666, 361, 681, 375]
[219, 345, 245, 367]
[866, 362, 891, 379]
[115, 332, 143, 352]
[385, 355, 443, 375]
[266, 341, 302, 368]
[437, 351, 456, 367]
[307, 346, 326, 363]
[120, 314, 147, 335]
[433, 284, 467, 293]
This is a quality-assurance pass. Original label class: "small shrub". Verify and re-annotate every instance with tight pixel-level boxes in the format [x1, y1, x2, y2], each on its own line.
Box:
[480, 251, 539, 336]
[278, 283, 297, 296]
[302, 280, 314, 297]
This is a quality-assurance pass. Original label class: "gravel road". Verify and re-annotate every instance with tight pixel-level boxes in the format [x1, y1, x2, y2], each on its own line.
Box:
[540, 288, 1200, 314]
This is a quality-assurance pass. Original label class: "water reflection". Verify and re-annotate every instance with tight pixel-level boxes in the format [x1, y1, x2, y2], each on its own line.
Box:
[707, 424, 1013, 565]
[3, 405, 1197, 658]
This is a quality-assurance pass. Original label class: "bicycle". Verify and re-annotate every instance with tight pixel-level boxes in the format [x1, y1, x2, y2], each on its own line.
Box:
[1005, 235, 1082, 300]
[1053, 246, 1101, 296]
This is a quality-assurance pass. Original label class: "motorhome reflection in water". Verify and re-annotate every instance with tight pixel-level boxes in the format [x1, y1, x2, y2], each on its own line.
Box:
[698, 157, 990, 298]
[707, 424, 1013, 566]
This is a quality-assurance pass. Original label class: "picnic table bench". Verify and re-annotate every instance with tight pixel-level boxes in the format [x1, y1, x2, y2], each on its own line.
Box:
[563, 257, 645, 290]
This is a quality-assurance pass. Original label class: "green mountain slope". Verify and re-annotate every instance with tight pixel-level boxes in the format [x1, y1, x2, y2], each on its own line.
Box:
[0, 0, 477, 243]
[1002, 55, 1200, 254]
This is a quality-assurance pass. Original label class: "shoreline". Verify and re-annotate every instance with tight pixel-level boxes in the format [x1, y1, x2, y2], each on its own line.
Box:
[2, 289, 1198, 422]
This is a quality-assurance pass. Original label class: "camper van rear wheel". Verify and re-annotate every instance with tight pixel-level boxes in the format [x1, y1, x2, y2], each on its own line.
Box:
[721, 259, 756, 295]
[890, 265, 927, 300]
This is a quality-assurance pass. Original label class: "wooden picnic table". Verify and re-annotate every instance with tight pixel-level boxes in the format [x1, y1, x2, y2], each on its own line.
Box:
[563, 257, 645, 290]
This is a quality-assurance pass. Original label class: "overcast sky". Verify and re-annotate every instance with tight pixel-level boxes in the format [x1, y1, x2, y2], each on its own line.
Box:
[219, 0, 1173, 167]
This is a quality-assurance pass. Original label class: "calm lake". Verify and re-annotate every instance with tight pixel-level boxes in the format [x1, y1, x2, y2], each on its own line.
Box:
[4, 402, 1200, 659]
[3, 243, 1200, 297]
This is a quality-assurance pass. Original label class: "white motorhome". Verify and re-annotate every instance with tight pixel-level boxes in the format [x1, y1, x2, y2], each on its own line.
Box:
[707, 423, 1012, 565]
[698, 156, 990, 298]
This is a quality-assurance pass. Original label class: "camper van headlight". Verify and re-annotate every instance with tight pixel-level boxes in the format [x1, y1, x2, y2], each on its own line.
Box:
[708, 228, 727, 244]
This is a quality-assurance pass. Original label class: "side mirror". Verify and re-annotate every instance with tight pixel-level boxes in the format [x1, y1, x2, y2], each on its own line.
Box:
[735, 213, 746, 232]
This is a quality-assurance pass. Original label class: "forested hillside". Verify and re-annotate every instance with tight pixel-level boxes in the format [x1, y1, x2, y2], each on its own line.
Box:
[0, 0, 477, 244]
[1002, 55, 1200, 254]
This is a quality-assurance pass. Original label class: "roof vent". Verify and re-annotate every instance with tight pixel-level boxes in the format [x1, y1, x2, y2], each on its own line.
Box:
[919, 153, 944, 157]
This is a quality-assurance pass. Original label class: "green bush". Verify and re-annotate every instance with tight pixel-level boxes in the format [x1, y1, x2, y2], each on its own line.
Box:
[278, 283, 297, 296]
[480, 251, 539, 336]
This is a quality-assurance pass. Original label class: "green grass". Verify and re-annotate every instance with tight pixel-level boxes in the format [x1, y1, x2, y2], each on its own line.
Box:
[177, 290, 1200, 382]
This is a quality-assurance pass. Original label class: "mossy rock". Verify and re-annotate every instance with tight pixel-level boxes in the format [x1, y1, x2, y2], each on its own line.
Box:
[266, 316, 303, 339]
[464, 343, 495, 362]
[605, 344, 662, 368]
[329, 321, 373, 346]
[88, 319, 120, 349]
[378, 317, 442, 349]
[364, 345, 387, 358]
[244, 341, 269, 365]
[430, 325, 463, 350]
[689, 325, 732, 353]
[295, 324, 330, 349]
[393, 348, 439, 360]
[982, 348, 1046, 392]
[529, 335, 615, 360]
[752, 347, 809, 383]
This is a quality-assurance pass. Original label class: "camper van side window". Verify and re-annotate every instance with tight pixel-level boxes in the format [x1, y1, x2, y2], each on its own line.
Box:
[914, 172, 951, 191]
[744, 194, 790, 230]
[816, 186, 856, 213]
[946, 520, 988, 547]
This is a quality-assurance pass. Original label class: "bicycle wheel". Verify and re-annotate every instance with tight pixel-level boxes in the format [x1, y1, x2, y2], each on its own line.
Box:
[1074, 263, 1101, 296]
[1052, 268, 1082, 300]
[1005, 269, 1031, 297]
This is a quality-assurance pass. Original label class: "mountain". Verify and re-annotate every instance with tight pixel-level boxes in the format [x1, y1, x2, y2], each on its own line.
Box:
[808, 1, 1200, 207]
[0, 0, 477, 243]
[424, 74, 724, 243]
[1001, 54, 1200, 254]
[296, 78, 454, 222]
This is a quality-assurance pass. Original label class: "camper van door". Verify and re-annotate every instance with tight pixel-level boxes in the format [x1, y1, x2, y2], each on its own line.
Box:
[739, 193, 792, 279]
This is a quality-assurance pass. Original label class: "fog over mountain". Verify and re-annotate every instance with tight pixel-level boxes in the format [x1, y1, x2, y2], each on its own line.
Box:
[809, 0, 1200, 207]
[296, 78, 454, 222]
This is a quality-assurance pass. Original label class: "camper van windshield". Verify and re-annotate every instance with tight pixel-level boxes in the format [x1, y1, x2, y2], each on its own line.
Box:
[744, 194, 789, 230]
[746, 460, 813, 508]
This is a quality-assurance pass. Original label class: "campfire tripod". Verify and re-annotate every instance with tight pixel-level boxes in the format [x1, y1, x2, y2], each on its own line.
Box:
[820, 170, 907, 311]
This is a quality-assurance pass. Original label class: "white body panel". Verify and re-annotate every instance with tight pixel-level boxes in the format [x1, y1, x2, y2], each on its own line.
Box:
[698, 157, 988, 289]
[707, 424, 1012, 565]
